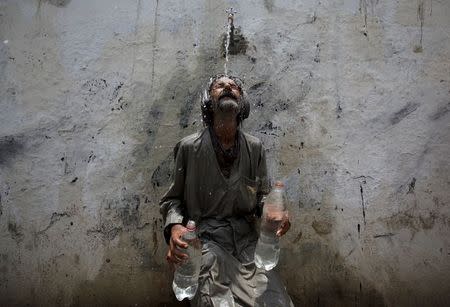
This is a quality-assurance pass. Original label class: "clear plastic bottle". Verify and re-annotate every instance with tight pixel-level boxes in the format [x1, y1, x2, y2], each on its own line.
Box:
[172, 220, 202, 301]
[254, 181, 287, 271]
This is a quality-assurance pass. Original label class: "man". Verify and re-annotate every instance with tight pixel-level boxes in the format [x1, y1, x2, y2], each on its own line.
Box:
[160, 74, 293, 306]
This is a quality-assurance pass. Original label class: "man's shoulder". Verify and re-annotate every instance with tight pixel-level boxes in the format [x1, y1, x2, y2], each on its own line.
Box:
[178, 131, 203, 145]
[175, 129, 207, 151]
[173, 131, 204, 159]
[240, 130, 263, 148]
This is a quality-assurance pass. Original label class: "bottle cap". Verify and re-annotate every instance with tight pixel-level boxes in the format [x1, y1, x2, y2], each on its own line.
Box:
[274, 181, 284, 188]
[186, 220, 196, 231]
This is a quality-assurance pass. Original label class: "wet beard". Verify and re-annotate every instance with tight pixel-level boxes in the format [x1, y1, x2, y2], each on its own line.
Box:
[217, 97, 240, 114]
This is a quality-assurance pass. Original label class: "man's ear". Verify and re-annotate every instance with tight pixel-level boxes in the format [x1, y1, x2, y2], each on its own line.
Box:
[201, 90, 213, 126]
[240, 94, 250, 120]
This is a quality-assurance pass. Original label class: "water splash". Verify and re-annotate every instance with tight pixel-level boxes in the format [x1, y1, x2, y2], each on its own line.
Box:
[416, 0, 425, 52]
[224, 8, 236, 76]
[224, 23, 230, 75]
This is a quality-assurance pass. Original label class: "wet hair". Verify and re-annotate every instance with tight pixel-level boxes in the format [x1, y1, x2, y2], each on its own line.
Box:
[200, 74, 249, 126]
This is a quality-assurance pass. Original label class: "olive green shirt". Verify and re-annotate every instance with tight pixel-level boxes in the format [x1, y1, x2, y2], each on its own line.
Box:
[160, 128, 270, 242]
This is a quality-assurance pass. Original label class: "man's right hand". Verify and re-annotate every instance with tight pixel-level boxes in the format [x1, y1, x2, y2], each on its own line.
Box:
[166, 224, 189, 265]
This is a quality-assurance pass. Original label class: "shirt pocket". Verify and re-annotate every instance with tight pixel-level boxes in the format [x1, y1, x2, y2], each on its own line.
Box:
[237, 176, 260, 212]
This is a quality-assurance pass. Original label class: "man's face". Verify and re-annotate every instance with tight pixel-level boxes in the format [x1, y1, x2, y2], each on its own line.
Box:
[209, 77, 242, 115]
[210, 77, 241, 102]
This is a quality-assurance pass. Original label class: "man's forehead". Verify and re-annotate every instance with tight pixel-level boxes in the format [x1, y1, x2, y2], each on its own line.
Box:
[208, 74, 244, 93]
[214, 76, 236, 84]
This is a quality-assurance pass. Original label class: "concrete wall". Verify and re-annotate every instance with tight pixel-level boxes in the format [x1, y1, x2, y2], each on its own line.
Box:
[1, 0, 449, 306]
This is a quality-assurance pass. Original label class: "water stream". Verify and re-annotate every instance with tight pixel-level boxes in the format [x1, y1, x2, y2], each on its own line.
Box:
[224, 8, 236, 76]
[224, 22, 231, 75]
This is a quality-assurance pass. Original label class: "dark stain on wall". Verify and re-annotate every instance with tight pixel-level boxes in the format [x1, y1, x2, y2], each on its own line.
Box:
[152, 219, 158, 256]
[312, 220, 332, 235]
[86, 192, 154, 243]
[256, 120, 281, 136]
[248, 81, 266, 92]
[130, 232, 160, 271]
[87, 220, 123, 242]
[414, 0, 425, 53]
[292, 231, 303, 243]
[118, 195, 140, 227]
[179, 90, 198, 129]
[360, 184, 367, 225]
[373, 232, 395, 238]
[314, 43, 321, 63]
[8, 220, 24, 243]
[111, 82, 124, 102]
[81, 78, 108, 99]
[41, 0, 71, 8]
[297, 78, 312, 103]
[0, 136, 23, 165]
[272, 99, 290, 112]
[151, 153, 174, 188]
[281, 241, 385, 307]
[264, 0, 275, 12]
[37, 212, 70, 235]
[430, 102, 450, 120]
[384, 209, 437, 234]
[407, 177, 416, 194]
[221, 27, 249, 56]
[390, 102, 419, 125]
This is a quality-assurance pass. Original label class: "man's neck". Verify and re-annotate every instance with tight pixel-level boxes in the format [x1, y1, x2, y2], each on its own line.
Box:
[212, 114, 238, 150]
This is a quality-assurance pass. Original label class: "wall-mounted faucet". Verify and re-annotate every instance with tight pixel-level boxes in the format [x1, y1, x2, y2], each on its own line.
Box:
[227, 10, 235, 27]
[226, 8, 236, 47]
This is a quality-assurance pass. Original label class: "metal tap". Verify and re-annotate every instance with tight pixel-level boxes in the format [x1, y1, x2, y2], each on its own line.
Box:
[226, 7, 236, 27]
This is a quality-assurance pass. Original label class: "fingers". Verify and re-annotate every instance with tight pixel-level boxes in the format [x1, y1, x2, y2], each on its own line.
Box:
[166, 249, 183, 269]
[166, 249, 184, 264]
[166, 225, 190, 266]
[167, 238, 188, 264]
[276, 213, 291, 237]
[172, 235, 188, 249]
[276, 221, 290, 237]
[171, 225, 189, 249]
[172, 247, 188, 261]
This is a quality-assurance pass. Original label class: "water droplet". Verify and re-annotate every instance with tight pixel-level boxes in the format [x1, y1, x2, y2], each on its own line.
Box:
[3, 40, 8, 44]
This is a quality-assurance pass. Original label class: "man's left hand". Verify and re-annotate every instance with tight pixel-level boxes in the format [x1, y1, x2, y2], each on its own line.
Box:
[276, 212, 291, 237]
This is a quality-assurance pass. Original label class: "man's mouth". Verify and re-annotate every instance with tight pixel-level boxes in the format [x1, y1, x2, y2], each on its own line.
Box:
[219, 91, 237, 100]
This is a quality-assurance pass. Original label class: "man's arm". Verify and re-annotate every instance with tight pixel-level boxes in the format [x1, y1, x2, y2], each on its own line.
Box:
[159, 142, 189, 264]
[255, 143, 270, 217]
[160, 142, 185, 243]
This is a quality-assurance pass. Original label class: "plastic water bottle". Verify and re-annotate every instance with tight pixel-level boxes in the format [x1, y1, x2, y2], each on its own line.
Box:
[254, 181, 287, 271]
[172, 220, 202, 301]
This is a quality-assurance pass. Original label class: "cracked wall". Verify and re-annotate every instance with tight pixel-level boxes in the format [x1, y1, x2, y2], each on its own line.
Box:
[1, 0, 449, 306]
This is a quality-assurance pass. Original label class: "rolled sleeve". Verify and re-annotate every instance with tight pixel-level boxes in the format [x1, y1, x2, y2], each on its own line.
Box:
[159, 142, 186, 244]
[255, 143, 271, 217]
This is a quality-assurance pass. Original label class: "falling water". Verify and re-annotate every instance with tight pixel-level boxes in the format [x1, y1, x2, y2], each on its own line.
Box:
[224, 23, 231, 75]
[224, 8, 236, 76]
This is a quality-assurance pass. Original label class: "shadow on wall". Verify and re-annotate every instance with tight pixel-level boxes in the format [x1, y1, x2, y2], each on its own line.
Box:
[281, 241, 385, 307]
[277, 153, 386, 307]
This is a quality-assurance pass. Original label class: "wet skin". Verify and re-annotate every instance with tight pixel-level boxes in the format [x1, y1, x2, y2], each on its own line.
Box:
[210, 76, 242, 105]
